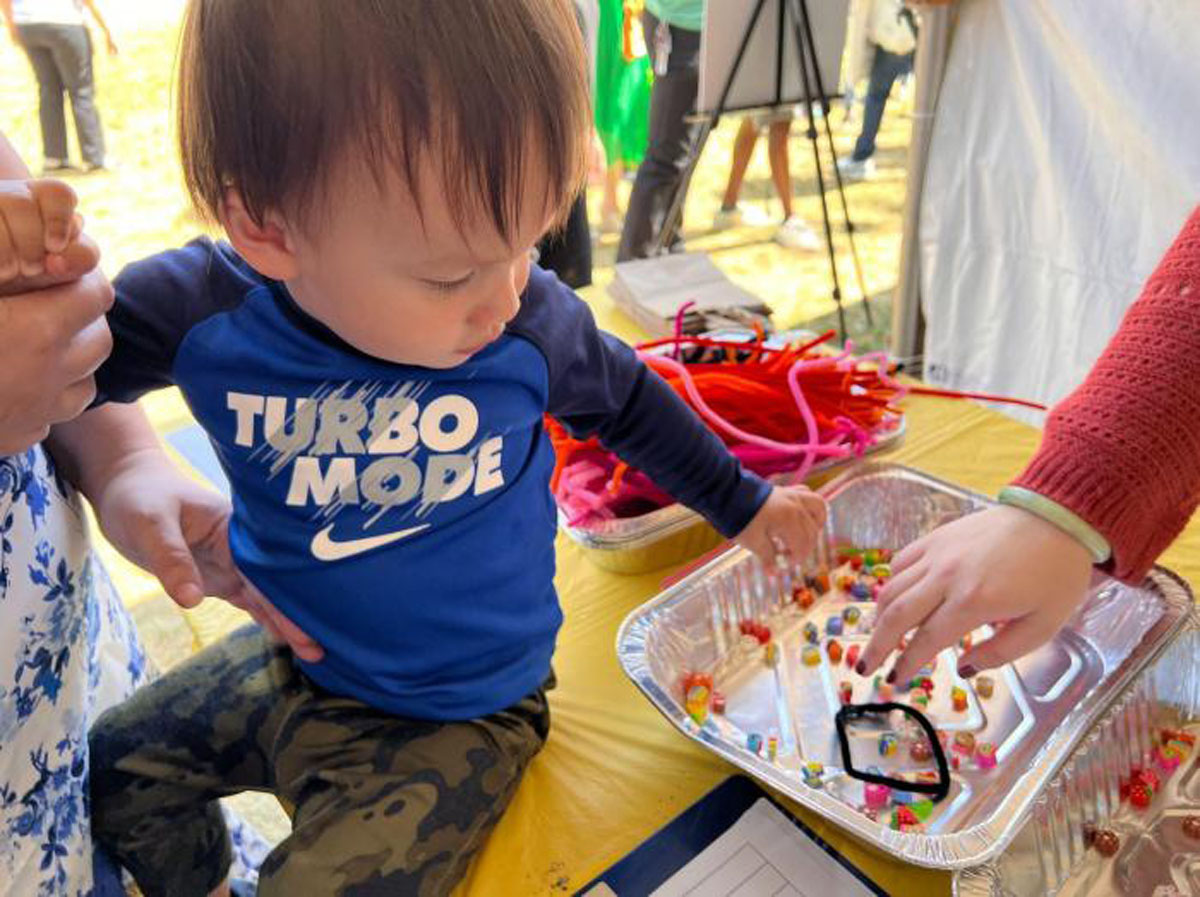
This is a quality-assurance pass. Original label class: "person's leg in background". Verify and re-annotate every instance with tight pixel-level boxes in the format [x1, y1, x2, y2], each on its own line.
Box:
[766, 117, 791, 217]
[840, 44, 914, 179]
[47, 23, 106, 170]
[766, 115, 819, 250]
[616, 11, 702, 261]
[537, 191, 593, 288]
[15, 24, 71, 172]
[601, 160, 624, 232]
[713, 116, 766, 229]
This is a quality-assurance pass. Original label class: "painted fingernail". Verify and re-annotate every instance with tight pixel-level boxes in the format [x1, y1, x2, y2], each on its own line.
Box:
[885, 669, 896, 684]
[958, 664, 977, 679]
[855, 660, 867, 675]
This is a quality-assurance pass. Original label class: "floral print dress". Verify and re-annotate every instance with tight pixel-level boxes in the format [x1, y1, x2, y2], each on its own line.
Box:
[0, 446, 269, 896]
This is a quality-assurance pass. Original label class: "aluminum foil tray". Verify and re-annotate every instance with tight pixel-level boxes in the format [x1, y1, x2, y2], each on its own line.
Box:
[955, 623, 1200, 896]
[616, 463, 1193, 869]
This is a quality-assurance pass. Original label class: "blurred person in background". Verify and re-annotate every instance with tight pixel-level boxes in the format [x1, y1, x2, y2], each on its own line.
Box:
[594, 0, 652, 233]
[838, 0, 916, 181]
[1, 0, 117, 174]
[616, 0, 704, 260]
[714, 108, 821, 251]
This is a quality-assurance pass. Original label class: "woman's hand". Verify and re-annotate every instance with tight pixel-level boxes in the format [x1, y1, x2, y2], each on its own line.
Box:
[0, 239, 111, 455]
[856, 505, 1093, 684]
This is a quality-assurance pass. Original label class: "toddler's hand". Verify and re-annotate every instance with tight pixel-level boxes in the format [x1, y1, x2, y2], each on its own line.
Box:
[857, 505, 1093, 685]
[735, 485, 827, 567]
[0, 179, 83, 282]
[93, 450, 324, 662]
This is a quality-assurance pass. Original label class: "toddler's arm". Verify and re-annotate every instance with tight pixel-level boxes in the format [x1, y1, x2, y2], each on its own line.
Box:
[519, 267, 826, 563]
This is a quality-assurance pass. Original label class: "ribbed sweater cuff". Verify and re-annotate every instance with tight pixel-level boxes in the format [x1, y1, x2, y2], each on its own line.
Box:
[1013, 448, 1183, 584]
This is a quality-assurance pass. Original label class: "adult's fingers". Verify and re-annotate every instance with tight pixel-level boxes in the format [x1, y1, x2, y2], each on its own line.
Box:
[240, 585, 324, 662]
[60, 313, 113, 383]
[21, 266, 114, 334]
[47, 376, 98, 426]
[0, 212, 17, 281]
[58, 267, 115, 325]
[0, 425, 51, 456]
[874, 560, 927, 614]
[233, 593, 287, 643]
[888, 537, 927, 578]
[857, 568, 940, 677]
[956, 614, 1060, 677]
[885, 598, 979, 686]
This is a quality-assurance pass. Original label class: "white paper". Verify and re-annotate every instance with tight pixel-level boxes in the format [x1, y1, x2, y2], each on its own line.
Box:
[650, 798, 876, 897]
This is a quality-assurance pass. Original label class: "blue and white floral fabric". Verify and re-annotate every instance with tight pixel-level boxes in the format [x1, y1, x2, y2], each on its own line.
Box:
[0, 446, 270, 896]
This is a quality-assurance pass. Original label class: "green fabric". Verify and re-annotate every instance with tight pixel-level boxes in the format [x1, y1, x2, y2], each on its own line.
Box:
[646, 0, 704, 32]
[595, 0, 653, 167]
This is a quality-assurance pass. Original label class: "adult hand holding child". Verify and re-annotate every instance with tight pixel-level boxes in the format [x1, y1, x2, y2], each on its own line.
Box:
[0, 176, 110, 454]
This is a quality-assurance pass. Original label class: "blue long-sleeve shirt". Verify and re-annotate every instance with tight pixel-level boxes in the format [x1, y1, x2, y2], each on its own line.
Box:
[96, 238, 770, 719]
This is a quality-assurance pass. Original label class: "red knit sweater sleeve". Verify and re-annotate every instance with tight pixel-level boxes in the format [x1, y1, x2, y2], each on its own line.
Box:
[1011, 206, 1200, 583]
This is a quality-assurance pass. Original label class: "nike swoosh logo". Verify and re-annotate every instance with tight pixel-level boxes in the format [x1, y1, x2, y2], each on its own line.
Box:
[310, 523, 431, 562]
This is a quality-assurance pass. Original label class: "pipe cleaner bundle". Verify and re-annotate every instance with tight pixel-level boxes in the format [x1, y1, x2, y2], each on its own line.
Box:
[549, 314, 1047, 530]
[549, 325, 905, 528]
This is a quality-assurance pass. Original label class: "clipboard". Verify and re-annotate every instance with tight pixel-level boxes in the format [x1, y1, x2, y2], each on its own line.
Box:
[575, 775, 887, 896]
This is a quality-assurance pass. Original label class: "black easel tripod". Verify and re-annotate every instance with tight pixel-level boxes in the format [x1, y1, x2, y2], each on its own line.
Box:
[651, 0, 872, 339]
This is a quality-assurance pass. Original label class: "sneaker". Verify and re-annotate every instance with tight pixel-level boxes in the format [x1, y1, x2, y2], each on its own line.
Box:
[713, 202, 773, 230]
[81, 160, 109, 174]
[41, 158, 77, 175]
[837, 156, 875, 181]
[774, 215, 821, 251]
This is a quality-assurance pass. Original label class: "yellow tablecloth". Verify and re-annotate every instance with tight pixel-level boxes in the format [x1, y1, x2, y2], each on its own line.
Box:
[457, 288, 1200, 896]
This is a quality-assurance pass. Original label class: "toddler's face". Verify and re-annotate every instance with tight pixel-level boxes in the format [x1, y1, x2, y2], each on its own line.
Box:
[284, 156, 556, 369]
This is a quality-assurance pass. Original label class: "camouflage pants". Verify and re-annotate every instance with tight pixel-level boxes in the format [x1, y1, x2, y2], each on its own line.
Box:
[89, 624, 552, 897]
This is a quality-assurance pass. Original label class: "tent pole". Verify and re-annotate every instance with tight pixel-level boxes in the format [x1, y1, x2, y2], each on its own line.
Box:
[890, 4, 956, 371]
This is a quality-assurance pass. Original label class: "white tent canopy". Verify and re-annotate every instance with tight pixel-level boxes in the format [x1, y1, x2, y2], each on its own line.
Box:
[896, 0, 1200, 423]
